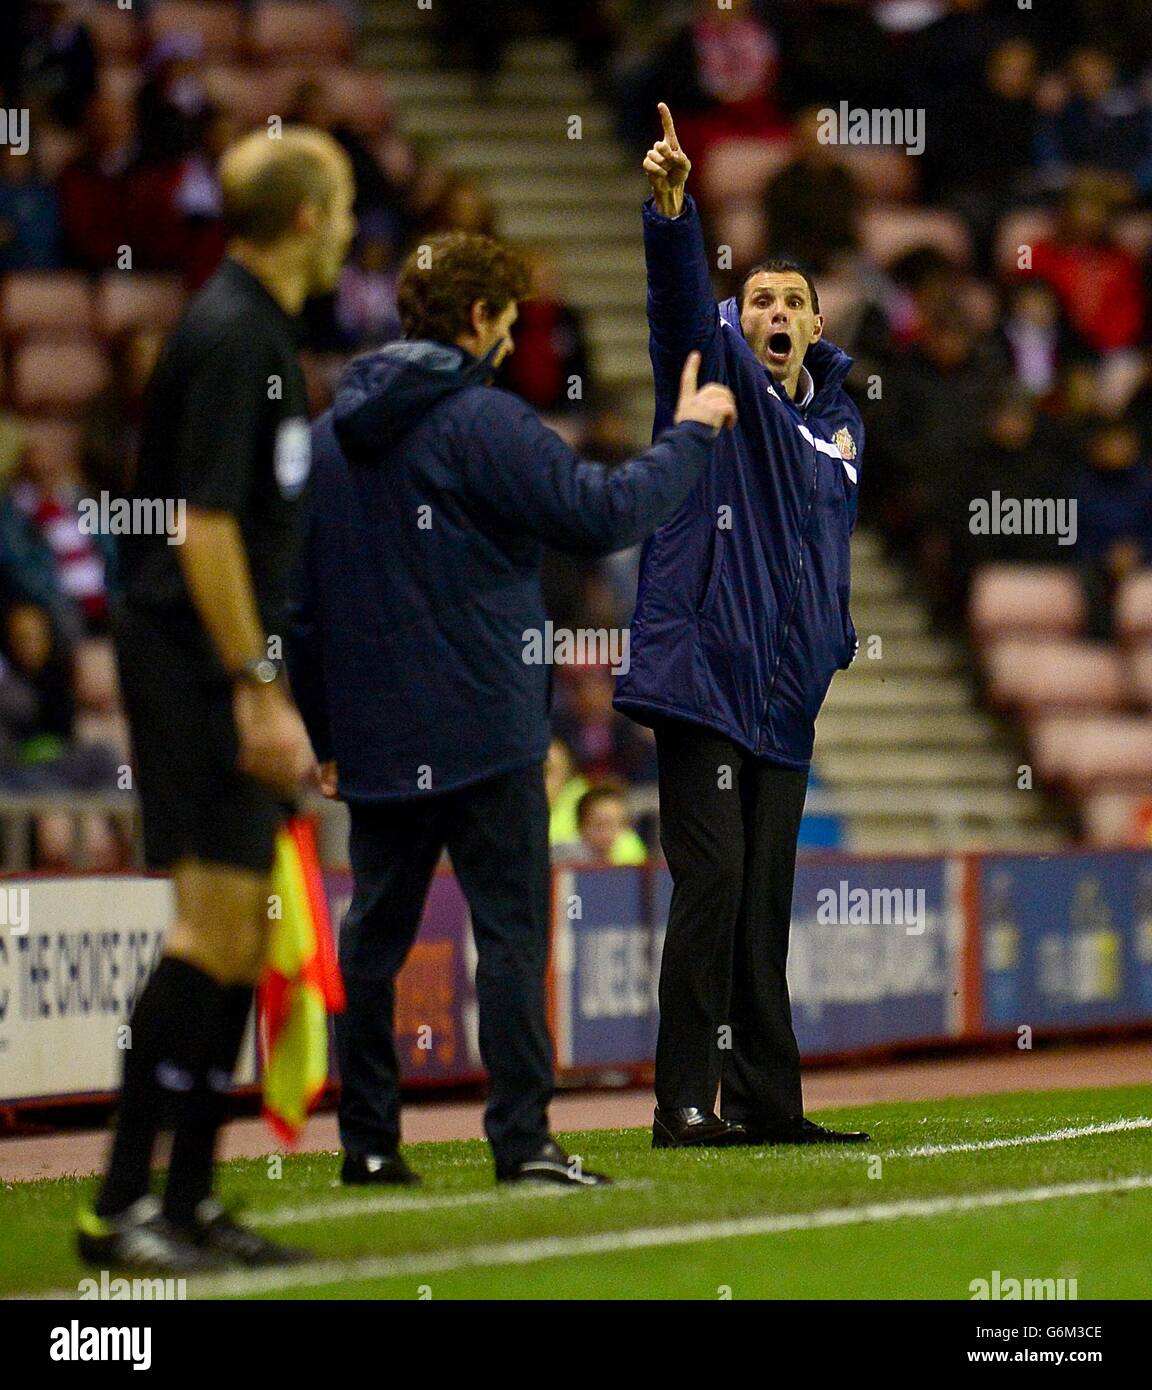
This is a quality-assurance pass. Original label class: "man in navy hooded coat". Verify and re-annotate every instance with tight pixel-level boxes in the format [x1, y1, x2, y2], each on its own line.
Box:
[616, 105, 871, 1149]
[288, 230, 736, 1186]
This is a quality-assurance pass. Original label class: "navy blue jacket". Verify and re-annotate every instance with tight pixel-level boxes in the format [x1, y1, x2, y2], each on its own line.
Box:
[287, 340, 718, 801]
[614, 195, 863, 768]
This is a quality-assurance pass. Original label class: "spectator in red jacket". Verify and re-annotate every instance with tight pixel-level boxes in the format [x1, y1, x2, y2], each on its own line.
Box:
[1029, 176, 1147, 355]
[58, 93, 135, 270]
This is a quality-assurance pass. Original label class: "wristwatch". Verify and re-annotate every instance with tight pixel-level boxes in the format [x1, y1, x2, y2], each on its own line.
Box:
[235, 656, 281, 686]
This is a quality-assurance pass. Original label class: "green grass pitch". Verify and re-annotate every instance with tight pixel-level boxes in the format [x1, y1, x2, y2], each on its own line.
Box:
[2, 1085, 1151, 1300]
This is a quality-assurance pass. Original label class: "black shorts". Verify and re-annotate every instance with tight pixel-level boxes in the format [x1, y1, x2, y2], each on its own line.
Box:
[116, 604, 282, 874]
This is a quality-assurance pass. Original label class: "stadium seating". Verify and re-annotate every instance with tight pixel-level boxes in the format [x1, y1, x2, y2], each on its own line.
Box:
[969, 565, 1086, 639]
[984, 638, 1129, 714]
[0, 273, 96, 339]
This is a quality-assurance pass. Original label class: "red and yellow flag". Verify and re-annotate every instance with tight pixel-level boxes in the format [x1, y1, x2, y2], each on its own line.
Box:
[258, 816, 345, 1146]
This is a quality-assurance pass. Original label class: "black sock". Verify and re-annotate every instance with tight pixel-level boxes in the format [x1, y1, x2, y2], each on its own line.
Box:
[163, 985, 253, 1228]
[96, 957, 223, 1219]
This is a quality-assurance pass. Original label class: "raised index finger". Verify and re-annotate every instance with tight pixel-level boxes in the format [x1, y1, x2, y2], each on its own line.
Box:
[658, 102, 680, 150]
[679, 349, 700, 398]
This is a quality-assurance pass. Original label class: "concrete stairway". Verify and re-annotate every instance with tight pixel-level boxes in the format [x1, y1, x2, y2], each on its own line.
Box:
[361, 5, 652, 421]
[358, 4, 1071, 854]
[818, 530, 1070, 851]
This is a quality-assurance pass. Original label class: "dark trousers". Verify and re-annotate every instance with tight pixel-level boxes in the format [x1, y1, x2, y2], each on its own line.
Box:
[336, 761, 554, 1170]
[654, 720, 809, 1126]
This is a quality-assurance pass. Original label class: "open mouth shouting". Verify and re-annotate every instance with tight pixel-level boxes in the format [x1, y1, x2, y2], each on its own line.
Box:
[766, 330, 792, 366]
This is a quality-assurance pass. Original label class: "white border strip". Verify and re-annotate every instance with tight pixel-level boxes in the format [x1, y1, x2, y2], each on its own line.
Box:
[186, 1172, 1152, 1299]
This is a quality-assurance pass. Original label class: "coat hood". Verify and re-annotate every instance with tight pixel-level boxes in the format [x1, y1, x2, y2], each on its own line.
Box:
[717, 296, 853, 402]
[332, 339, 499, 461]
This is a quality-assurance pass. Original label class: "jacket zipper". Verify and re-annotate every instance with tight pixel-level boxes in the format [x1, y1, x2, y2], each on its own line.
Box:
[759, 440, 820, 745]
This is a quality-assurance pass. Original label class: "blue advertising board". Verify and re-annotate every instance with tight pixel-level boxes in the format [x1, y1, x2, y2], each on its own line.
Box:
[551, 866, 656, 1068]
[978, 851, 1152, 1031]
[789, 857, 961, 1054]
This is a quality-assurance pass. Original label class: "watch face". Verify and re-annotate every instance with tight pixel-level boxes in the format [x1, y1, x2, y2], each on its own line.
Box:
[256, 659, 277, 684]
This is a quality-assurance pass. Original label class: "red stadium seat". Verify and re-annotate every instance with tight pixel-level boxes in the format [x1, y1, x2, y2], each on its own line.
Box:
[247, 2, 352, 63]
[860, 206, 972, 267]
[0, 273, 96, 339]
[84, 4, 142, 62]
[984, 638, 1129, 713]
[1115, 570, 1152, 642]
[95, 273, 186, 339]
[994, 208, 1054, 277]
[1031, 715, 1152, 792]
[969, 565, 1085, 639]
[11, 340, 110, 415]
[149, 2, 244, 60]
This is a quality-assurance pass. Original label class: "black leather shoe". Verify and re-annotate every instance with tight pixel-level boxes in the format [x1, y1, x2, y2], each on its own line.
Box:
[728, 1116, 870, 1145]
[496, 1138, 611, 1186]
[652, 1106, 749, 1149]
[341, 1151, 422, 1185]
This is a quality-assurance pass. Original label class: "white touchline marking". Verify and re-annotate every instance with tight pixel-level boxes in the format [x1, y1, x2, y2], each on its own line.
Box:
[891, 1117, 1152, 1159]
[186, 1173, 1152, 1300]
[251, 1178, 652, 1228]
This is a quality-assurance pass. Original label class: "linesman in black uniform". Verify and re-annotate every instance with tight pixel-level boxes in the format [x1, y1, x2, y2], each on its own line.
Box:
[78, 128, 355, 1272]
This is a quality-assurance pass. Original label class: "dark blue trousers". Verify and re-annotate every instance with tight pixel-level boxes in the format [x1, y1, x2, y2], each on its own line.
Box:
[335, 760, 554, 1169]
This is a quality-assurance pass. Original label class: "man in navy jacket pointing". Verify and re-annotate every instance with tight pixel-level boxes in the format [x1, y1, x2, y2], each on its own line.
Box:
[288, 230, 735, 1186]
[615, 104, 871, 1149]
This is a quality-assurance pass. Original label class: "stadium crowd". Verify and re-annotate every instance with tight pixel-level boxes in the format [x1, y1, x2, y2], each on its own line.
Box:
[1, 0, 1152, 864]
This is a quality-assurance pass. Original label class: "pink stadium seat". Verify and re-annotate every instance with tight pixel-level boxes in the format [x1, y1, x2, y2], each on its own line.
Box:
[18, 418, 84, 478]
[994, 209, 1054, 277]
[860, 206, 972, 267]
[11, 340, 110, 415]
[202, 65, 286, 126]
[149, 2, 244, 60]
[1080, 789, 1152, 846]
[84, 4, 141, 62]
[0, 273, 96, 339]
[95, 273, 186, 338]
[836, 146, 916, 201]
[969, 565, 1085, 639]
[714, 204, 768, 271]
[322, 68, 394, 136]
[1031, 715, 1152, 791]
[811, 276, 864, 340]
[1129, 644, 1152, 706]
[248, 3, 352, 63]
[984, 639, 1128, 713]
[701, 138, 794, 204]
[1115, 570, 1152, 642]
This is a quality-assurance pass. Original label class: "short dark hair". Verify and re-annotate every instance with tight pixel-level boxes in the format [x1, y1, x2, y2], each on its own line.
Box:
[740, 258, 820, 314]
[397, 231, 531, 344]
[576, 781, 627, 829]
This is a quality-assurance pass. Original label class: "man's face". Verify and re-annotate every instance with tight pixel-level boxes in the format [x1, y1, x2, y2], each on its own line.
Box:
[740, 272, 823, 392]
[308, 166, 356, 295]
